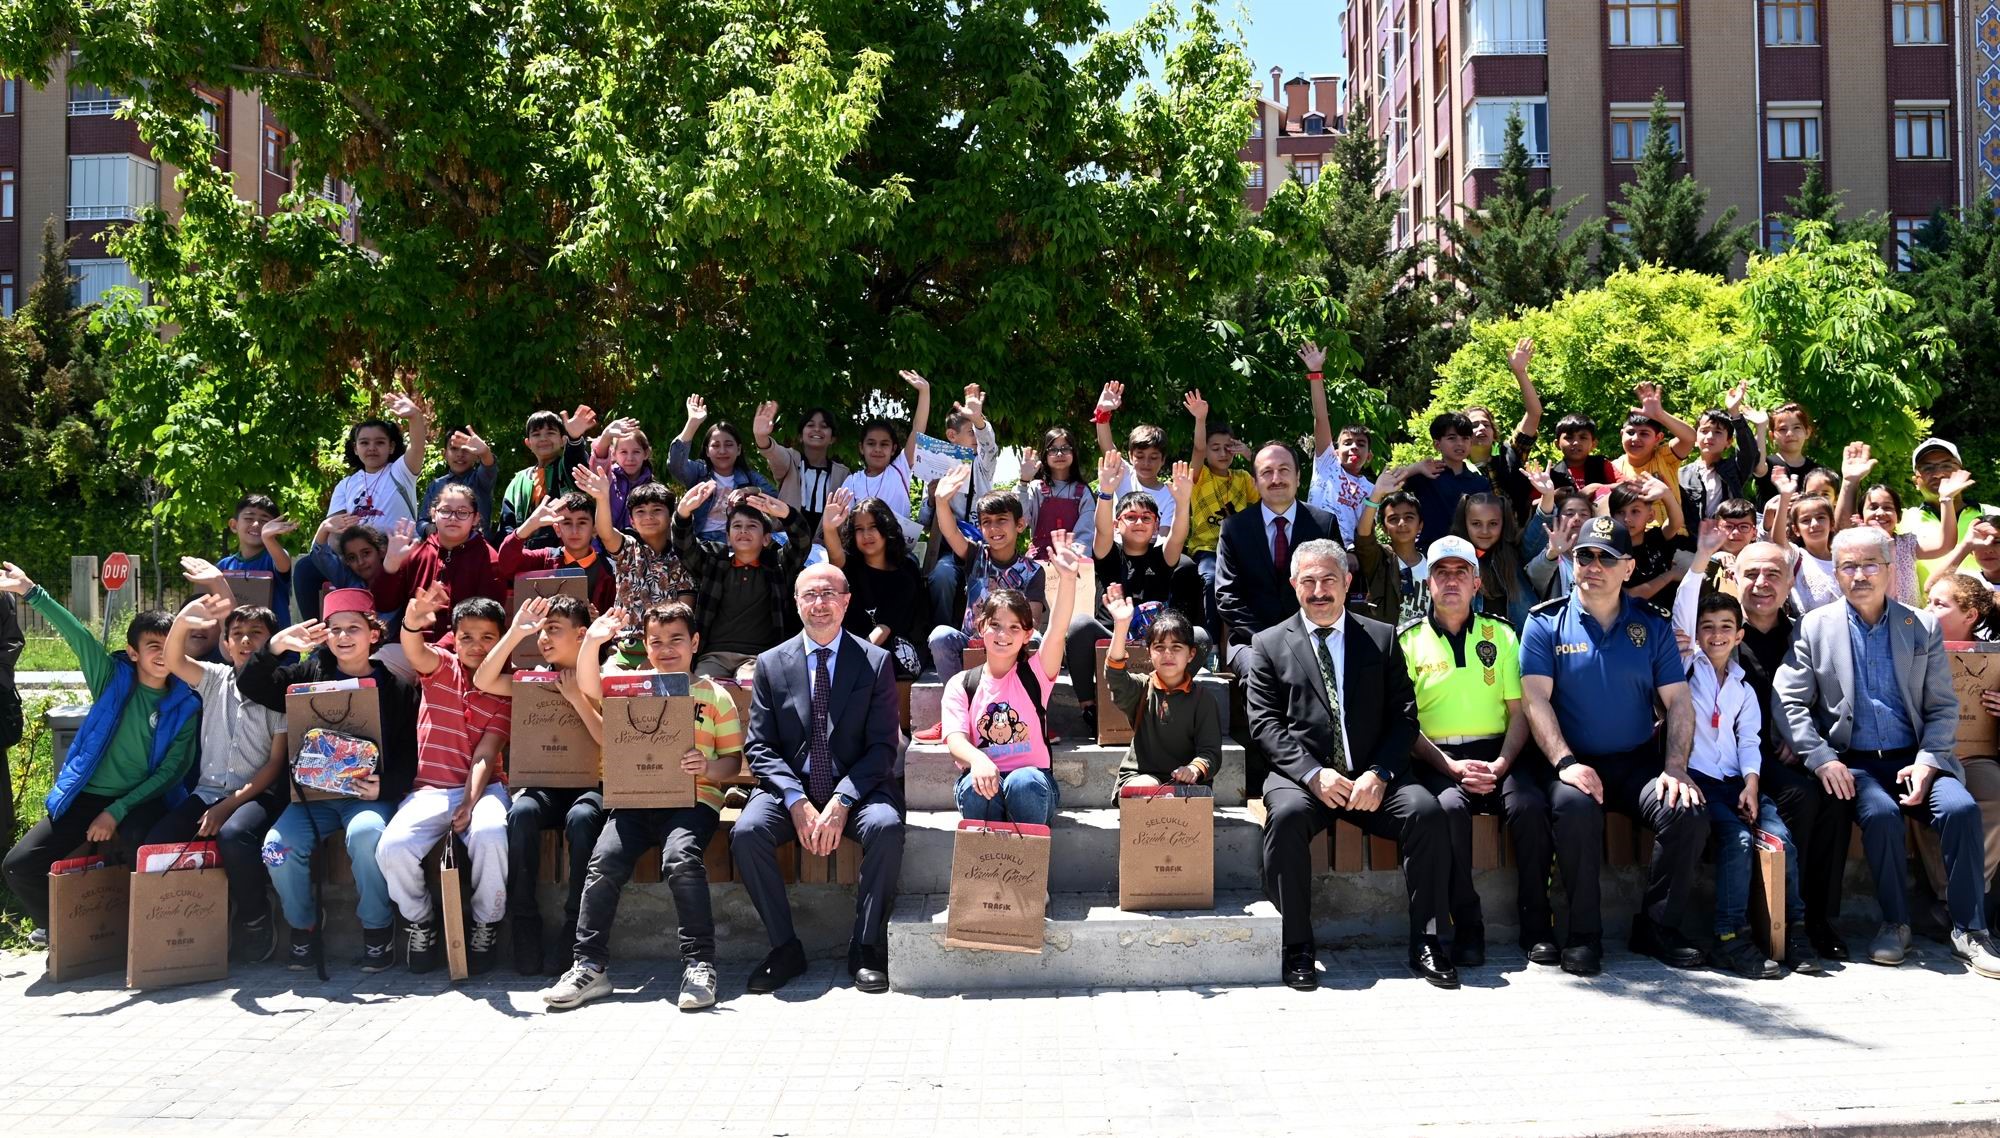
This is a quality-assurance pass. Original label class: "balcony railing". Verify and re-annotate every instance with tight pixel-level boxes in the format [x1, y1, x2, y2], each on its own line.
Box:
[1466, 37, 1549, 55]
[67, 204, 139, 221]
[1469, 149, 1549, 169]
[66, 98, 125, 116]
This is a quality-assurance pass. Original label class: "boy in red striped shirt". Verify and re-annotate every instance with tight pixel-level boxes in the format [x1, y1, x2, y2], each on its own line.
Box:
[377, 583, 513, 973]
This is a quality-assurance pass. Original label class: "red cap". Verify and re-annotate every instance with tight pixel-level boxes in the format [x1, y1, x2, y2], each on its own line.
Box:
[322, 588, 376, 617]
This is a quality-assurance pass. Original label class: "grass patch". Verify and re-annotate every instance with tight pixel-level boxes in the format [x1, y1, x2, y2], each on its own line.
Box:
[0, 694, 60, 948]
[17, 637, 79, 673]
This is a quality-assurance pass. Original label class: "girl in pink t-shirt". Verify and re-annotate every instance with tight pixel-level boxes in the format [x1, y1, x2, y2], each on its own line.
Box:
[940, 533, 1081, 825]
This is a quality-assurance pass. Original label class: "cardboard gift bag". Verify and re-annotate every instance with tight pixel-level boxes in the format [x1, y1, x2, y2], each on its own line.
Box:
[944, 820, 1051, 953]
[510, 569, 591, 668]
[125, 843, 228, 989]
[1948, 643, 2000, 757]
[220, 569, 275, 611]
[601, 672, 698, 809]
[1117, 785, 1215, 911]
[438, 839, 469, 981]
[47, 856, 130, 982]
[509, 671, 601, 787]
[286, 679, 383, 802]
[1094, 641, 1154, 747]
[1749, 829, 1787, 962]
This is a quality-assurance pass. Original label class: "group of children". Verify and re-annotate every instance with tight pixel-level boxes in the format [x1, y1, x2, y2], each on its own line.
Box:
[3, 343, 1996, 995]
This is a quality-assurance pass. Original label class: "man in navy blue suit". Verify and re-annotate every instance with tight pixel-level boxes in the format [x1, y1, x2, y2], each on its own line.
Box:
[732, 562, 905, 994]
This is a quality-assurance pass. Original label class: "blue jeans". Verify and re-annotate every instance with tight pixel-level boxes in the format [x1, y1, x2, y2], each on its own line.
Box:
[263, 798, 394, 931]
[1851, 757, 1988, 931]
[1193, 549, 1221, 648]
[292, 553, 330, 622]
[955, 766, 1059, 826]
[927, 551, 963, 632]
[1693, 772, 1805, 935]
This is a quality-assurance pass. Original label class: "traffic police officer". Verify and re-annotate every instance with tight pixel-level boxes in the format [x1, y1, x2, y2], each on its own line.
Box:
[1519, 515, 1707, 976]
[1402, 537, 1557, 969]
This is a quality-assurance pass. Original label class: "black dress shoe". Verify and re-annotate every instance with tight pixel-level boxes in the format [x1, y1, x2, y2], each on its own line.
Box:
[1524, 940, 1562, 966]
[1809, 924, 1851, 963]
[1561, 943, 1602, 976]
[848, 942, 889, 994]
[1630, 916, 1705, 969]
[1281, 944, 1318, 991]
[746, 939, 808, 994]
[1450, 939, 1485, 969]
[1408, 938, 1460, 989]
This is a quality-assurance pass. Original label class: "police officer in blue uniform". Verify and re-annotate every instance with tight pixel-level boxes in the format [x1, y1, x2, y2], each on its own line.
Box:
[1519, 516, 1708, 976]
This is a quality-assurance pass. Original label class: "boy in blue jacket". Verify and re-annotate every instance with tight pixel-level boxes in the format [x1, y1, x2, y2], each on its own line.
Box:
[0, 562, 200, 940]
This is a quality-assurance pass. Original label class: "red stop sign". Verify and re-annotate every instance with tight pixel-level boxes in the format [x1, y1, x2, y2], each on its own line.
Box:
[101, 552, 132, 592]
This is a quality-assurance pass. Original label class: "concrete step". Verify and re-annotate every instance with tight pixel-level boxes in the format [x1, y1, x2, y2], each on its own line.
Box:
[887, 889, 1282, 992]
[908, 670, 1232, 739]
[897, 807, 1264, 895]
[903, 741, 1250, 810]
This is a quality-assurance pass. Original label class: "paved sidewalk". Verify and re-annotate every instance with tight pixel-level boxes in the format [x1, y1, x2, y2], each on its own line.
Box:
[4, 939, 2000, 1137]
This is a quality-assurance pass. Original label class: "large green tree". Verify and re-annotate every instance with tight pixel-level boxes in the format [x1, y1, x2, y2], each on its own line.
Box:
[0, 0, 1290, 524]
[1608, 94, 1756, 277]
[1902, 203, 2000, 486]
[1437, 110, 1602, 320]
[1774, 159, 1888, 251]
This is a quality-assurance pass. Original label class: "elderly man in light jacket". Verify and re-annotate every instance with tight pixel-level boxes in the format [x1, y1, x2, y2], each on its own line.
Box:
[1775, 525, 1999, 975]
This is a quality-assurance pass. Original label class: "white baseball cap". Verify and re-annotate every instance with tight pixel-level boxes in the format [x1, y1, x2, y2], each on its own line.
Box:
[1425, 536, 1479, 571]
[1913, 437, 1961, 472]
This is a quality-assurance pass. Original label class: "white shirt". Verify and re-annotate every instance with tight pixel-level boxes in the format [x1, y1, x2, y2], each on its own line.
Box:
[328, 462, 419, 531]
[840, 454, 918, 544]
[1262, 502, 1299, 563]
[1672, 566, 1764, 779]
[1308, 445, 1374, 547]
[1296, 610, 1356, 774]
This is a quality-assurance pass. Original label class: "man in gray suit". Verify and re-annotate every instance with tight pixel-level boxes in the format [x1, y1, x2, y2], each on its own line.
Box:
[1774, 526, 2000, 975]
[733, 563, 905, 994]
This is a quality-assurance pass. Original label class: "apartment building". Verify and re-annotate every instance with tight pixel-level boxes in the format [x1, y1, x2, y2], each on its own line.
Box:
[1342, 0, 2000, 266]
[1243, 69, 1343, 210]
[0, 54, 354, 315]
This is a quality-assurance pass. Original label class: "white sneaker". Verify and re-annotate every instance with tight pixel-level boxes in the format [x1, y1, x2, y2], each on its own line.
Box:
[678, 961, 719, 1011]
[1951, 929, 2000, 979]
[27, 927, 48, 948]
[1868, 922, 1912, 966]
[540, 963, 611, 1010]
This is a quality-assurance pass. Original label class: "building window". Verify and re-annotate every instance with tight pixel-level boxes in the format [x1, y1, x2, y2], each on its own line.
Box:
[68, 258, 141, 306]
[1466, 0, 1547, 54]
[1392, 98, 1410, 161]
[263, 126, 289, 177]
[1247, 163, 1265, 189]
[1608, 0, 1680, 47]
[196, 94, 222, 143]
[1891, 0, 1945, 44]
[68, 155, 159, 221]
[1894, 217, 1927, 270]
[1393, 193, 1413, 249]
[1250, 114, 1264, 140]
[1609, 105, 1684, 162]
[1766, 108, 1821, 161]
[1435, 152, 1454, 214]
[1894, 104, 1949, 160]
[0, 272, 13, 316]
[66, 79, 123, 116]
[0, 79, 15, 116]
[1762, 0, 1817, 45]
[1609, 220, 1633, 237]
[0, 169, 14, 220]
[1766, 217, 1792, 252]
[1294, 158, 1321, 186]
[1466, 98, 1549, 168]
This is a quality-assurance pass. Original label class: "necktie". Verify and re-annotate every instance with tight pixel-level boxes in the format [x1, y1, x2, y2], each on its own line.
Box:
[1272, 515, 1290, 576]
[806, 647, 836, 807]
[1312, 626, 1349, 774]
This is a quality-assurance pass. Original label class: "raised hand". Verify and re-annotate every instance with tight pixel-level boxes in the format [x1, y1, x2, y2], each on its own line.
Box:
[1509, 337, 1534, 376]
[1169, 460, 1194, 503]
[565, 404, 598, 438]
[586, 606, 628, 643]
[676, 479, 718, 518]
[514, 595, 553, 638]
[1373, 465, 1409, 497]
[684, 394, 708, 424]
[1549, 513, 1583, 558]
[1018, 446, 1041, 482]
[898, 369, 930, 393]
[1298, 342, 1327, 374]
[1840, 441, 1875, 484]
[385, 518, 418, 570]
[260, 516, 299, 540]
[180, 556, 224, 588]
[753, 400, 779, 443]
[1939, 468, 1976, 501]
[269, 620, 329, 655]
[1103, 583, 1134, 625]
[450, 428, 492, 463]
[821, 487, 854, 533]
[320, 512, 360, 539]
[179, 591, 234, 630]
[1046, 530, 1082, 579]
[1770, 467, 1798, 497]
[1096, 381, 1124, 414]
[1098, 448, 1125, 490]
[1632, 381, 1664, 417]
[932, 463, 972, 504]
[386, 390, 429, 422]
[1183, 389, 1209, 419]
[572, 463, 609, 500]
[1724, 380, 1748, 416]
[1637, 475, 1671, 503]
[1694, 517, 1725, 559]
[1524, 463, 1555, 497]
[744, 491, 791, 519]
[601, 416, 639, 442]
[955, 384, 985, 421]
[403, 580, 451, 631]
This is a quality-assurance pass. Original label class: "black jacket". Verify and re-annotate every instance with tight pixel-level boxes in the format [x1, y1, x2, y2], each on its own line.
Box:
[1215, 501, 1340, 645]
[1245, 610, 1418, 797]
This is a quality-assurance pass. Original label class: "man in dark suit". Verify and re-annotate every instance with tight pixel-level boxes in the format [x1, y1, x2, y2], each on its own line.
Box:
[1247, 538, 1455, 991]
[1216, 440, 1340, 666]
[732, 562, 905, 994]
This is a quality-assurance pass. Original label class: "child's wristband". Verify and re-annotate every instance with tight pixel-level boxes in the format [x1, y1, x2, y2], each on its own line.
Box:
[1363, 499, 1383, 510]
[1305, 371, 1324, 381]
[1091, 407, 1113, 424]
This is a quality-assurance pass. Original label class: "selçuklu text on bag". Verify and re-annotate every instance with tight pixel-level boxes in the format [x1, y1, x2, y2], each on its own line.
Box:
[125, 841, 228, 989]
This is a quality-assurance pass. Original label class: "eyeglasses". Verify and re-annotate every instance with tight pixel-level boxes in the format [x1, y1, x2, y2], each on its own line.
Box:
[434, 508, 476, 520]
[1046, 446, 1074, 455]
[1573, 549, 1623, 566]
[1836, 562, 1886, 577]
[796, 588, 848, 604]
[1918, 462, 1960, 476]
